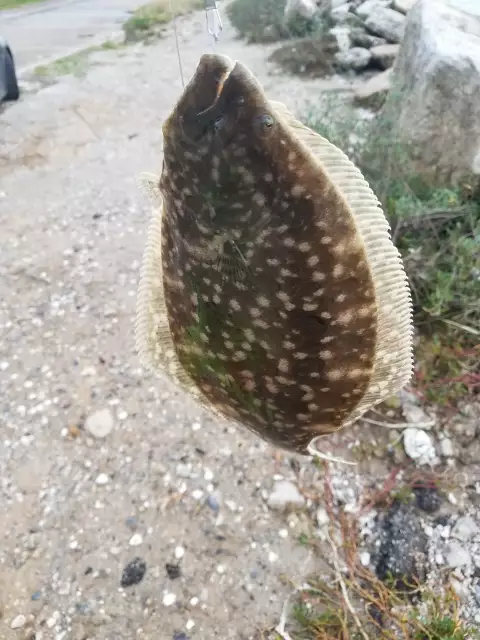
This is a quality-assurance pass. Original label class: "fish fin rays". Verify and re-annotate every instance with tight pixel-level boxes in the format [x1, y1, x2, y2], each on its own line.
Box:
[271, 103, 414, 423]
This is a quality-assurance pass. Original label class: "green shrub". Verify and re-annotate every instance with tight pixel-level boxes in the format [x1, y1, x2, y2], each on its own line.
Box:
[227, 0, 326, 43]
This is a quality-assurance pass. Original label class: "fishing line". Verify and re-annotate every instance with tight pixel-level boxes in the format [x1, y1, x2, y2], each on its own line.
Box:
[169, 0, 224, 89]
[169, 0, 185, 88]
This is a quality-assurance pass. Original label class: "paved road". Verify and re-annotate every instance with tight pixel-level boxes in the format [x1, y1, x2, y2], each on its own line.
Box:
[1, 0, 147, 71]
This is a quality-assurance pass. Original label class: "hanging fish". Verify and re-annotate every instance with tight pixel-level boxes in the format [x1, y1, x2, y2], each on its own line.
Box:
[135, 53, 414, 456]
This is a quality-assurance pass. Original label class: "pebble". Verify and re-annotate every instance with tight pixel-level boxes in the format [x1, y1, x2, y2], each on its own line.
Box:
[206, 495, 219, 512]
[162, 592, 176, 606]
[267, 480, 305, 511]
[403, 428, 436, 464]
[452, 516, 479, 542]
[84, 408, 114, 439]
[360, 551, 371, 566]
[174, 546, 185, 560]
[10, 614, 26, 629]
[166, 563, 181, 580]
[185, 620, 195, 631]
[121, 557, 147, 587]
[440, 437, 455, 457]
[129, 533, 143, 547]
[95, 473, 109, 486]
[446, 541, 472, 568]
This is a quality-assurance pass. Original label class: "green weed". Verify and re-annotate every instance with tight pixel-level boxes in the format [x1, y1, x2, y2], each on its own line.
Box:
[227, 0, 327, 43]
[123, 0, 203, 42]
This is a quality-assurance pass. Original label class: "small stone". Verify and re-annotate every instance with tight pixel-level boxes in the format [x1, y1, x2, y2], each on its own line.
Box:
[129, 534, 143, 547]
[335, 47, 372, 71]
[451, 516, 479, 542]
[85, 408, 114, 439]
[125, 516, 138, 531]
[95, 473, 109, 486]
[267, 480, 305, 511]
[392, 0, 414, 13]
[356, 0, 390, 19]
[370, 43, 400, 69]
[350, 27, 386, 48]
[440, 437, 455, 458]
[446, 541, 471, 568]
[206, 495, 219, 512]
[268, 551, 279, 563]
[166, 563, 181, 580]
[121, 557, 147, 587]
[414, 486, 441, 513]
[365, 6, 406, 44]
[403, 428, 436, 464]
[316, 507, 329, 527]
[175, 546, 185, 560]
[10, 614, 26, 629]
[360, 551, 371, 566]
[162, 592, 176, 607]
[354, 68, 392, 108]
[185, 619, 195, 631]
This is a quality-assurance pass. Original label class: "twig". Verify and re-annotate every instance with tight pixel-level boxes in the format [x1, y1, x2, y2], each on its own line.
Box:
[308, 439, 358, 466]
[326, 531, 370, 640]
[361, 416, 435, 430]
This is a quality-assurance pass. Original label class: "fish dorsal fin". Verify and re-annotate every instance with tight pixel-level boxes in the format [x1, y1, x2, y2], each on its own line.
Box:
[271, 101, 414, 425]
[134, 172, 237, 423]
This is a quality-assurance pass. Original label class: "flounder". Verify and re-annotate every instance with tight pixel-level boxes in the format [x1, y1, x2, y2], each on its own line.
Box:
[135, 53, 414, 455]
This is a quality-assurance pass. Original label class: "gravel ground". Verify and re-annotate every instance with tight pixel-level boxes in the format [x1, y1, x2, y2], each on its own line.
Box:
[0, 9, 362, 640]
[2, 7, 479, 640]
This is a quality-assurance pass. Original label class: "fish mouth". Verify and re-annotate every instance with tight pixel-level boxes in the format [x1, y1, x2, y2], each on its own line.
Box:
[176, 53, 235, 141]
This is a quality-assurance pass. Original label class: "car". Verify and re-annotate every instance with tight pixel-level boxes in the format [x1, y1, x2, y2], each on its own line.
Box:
[0, 37, 20, 102]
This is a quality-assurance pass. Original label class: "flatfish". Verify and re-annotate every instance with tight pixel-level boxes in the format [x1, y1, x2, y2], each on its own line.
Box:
[135, 53, 414, 455]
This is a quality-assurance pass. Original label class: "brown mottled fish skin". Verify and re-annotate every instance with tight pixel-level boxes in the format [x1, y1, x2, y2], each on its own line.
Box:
[158, 53, 379, 454]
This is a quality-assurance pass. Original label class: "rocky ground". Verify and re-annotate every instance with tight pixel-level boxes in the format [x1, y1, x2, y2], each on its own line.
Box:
[1, 5, 479, 640]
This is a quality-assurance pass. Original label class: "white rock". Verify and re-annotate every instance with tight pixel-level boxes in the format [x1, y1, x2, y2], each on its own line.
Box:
[267, 480, 305, 510]
[365, 6, 406, 42]
[446, 540, 472, 568]
[387, 0, 480, 182]
[335, 47, 373, 70]
[85, 408, 114, 439]
[129, 533, 143, 546]
[162, 592, 176, 607]
[356, 0, 391, 19]
[403, 428, 436, 464]
[393, 0, 415, 13]
[440, 437, 455, 457]
[95, 473, 109, 485]
[10, 615, 26, 629]
[175, 546, 185, 559]
[317, 507, 329, 527]
[360, 551, 371, 566]
[451, 515, 479, 542]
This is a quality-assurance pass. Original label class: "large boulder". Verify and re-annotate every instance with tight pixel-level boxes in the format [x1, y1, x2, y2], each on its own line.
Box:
[384, 0, 480, 183]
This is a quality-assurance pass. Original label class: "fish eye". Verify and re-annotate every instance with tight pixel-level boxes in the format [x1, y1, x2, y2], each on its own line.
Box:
[255, 114, 275, 134]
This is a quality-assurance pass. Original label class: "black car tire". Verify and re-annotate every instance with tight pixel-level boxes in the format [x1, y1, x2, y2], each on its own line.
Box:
[4, 47, 20, 101]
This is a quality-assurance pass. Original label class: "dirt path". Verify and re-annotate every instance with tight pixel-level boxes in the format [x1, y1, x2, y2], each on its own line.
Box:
[0, 9, 385, 640]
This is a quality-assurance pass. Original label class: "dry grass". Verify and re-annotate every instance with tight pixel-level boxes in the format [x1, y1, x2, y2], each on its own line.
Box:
[276, 464, 478, 640]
